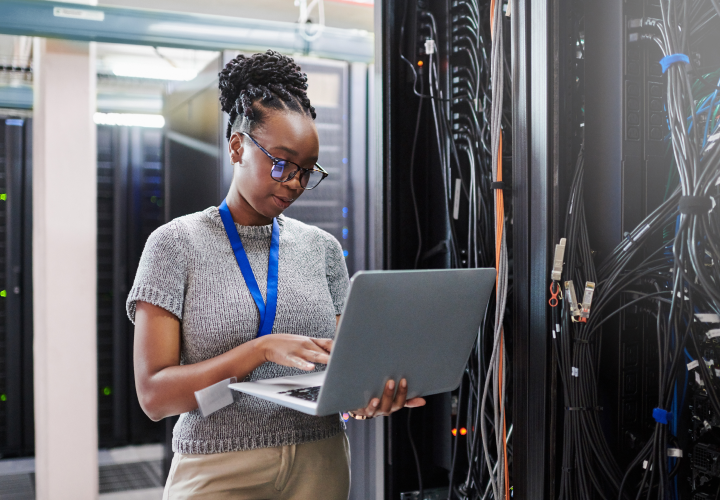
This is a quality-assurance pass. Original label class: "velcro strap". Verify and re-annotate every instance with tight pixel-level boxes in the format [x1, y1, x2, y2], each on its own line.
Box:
[679, 195, 714, 215]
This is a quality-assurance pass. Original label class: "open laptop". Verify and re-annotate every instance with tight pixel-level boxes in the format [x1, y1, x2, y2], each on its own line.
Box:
[229, 268, 496, 416]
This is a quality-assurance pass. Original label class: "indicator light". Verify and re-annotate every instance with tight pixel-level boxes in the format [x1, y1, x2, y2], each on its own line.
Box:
[0, 194, 6, 201]
[460, 427, 468, 435]
[0, 291, 6, 298]
[418, 60, 424, 67]
[103, 387, 112, 396]
[0, 394, 6, 402]
[451, 428, 457, 436]
[342, 413, 350, 422]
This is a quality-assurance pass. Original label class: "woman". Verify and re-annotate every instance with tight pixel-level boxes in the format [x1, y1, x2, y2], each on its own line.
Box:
[128, 50, 425, 499]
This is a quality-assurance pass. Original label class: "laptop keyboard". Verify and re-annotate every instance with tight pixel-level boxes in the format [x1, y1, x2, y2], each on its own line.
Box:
[278, 386, 321, 402]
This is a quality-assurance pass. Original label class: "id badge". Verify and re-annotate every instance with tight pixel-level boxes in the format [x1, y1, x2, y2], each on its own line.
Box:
[194, 377, 237, 418]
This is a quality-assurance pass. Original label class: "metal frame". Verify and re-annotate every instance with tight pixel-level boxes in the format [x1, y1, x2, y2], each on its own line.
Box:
[511, 0, 553, 497]
[0, 0, 374, 63]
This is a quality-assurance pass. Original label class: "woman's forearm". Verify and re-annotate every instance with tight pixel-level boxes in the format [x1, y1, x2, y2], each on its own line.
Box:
[136, 337, 267, 421]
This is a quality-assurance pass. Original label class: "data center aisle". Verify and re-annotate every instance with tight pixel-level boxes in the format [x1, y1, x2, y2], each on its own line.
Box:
[0, 444, 165, 499]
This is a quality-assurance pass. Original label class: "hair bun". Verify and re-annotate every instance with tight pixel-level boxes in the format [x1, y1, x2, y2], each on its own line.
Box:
[219, 50, 315, 139]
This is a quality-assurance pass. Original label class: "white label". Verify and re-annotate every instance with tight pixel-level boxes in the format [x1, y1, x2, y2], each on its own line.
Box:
[697, 314, 720, 323]
[715, 368, 720, 378]
[452, 178, 461, 220]
[696, 371, 705, 386]
[633, 224, 651, 241]
[687, 360, 699, 371]
[707, 329, 720, 339]
[53, 6, 105, 21]
[551, 329, 556, 339]
[667, 448, 683, 458]
[642, 460, 652, 470]
[571, 367, 579, 377]
[556, 324, 561, 333]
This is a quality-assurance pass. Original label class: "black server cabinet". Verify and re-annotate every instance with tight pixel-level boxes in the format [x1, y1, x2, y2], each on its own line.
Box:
[97, 124, 165, 448]
[0, 116, 33, 458]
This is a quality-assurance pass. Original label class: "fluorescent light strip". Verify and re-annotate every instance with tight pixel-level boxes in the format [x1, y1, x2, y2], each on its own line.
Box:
[111, 64, 197, 81]
[94, 113, 165, 128]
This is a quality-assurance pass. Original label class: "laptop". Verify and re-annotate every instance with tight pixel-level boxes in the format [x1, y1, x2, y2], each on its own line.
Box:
[229, 268, 496, 416]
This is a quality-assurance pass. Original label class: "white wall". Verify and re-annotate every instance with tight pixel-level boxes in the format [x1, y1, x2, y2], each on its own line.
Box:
[33, 37, 98, 500]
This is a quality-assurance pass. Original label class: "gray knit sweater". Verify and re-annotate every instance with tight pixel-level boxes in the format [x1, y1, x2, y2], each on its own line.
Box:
[126, 207, 349, 454]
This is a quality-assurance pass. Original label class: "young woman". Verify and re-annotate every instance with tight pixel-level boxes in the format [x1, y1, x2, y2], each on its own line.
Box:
[128, 50, 425, 499]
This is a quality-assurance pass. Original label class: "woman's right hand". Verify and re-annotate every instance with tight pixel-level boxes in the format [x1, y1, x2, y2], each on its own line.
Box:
[257, 334, 333, 371]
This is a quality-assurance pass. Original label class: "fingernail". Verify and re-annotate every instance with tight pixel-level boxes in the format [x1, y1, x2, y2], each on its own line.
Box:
[401, 379, 407, 388]
[372, 400, 379, 408]
[388, 380, 395, 390]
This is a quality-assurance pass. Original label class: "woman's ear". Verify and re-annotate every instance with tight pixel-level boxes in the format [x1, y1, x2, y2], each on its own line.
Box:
[228, 133, 243, 164]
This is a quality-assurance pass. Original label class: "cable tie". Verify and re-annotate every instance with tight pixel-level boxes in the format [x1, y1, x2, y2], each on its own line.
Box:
[687, 359, 699, 371]
[667, 448, 683, 458]
[659, 53, 690, 73]
[678, 195, 715, 215]
[652, 407, 672, 425]
[491, 181, 506, 190]
[571, 367, 579, 377]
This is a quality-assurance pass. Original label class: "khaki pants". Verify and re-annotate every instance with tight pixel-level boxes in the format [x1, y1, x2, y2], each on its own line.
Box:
[163, 433, 350, 500]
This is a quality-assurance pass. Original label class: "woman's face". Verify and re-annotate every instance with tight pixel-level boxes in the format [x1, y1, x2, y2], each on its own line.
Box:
[228, 111, 319, 222]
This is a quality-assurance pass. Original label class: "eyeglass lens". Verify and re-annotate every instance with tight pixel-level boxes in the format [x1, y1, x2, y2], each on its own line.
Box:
[271, 160, 323, 189]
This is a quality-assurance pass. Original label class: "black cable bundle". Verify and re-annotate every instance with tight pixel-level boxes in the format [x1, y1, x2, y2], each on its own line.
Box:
[552, 0, 720, 498]
[400, 0, 514, 498]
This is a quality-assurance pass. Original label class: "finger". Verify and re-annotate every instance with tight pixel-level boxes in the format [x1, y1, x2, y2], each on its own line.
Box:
[310, 338, 333, 353]
[405, 397, 427, 408]
[284, 354, 315, 371]
[377, 379, 396, 416]
[363, 398, 380, 417]
[300, 349, 329, 365]
[390, 378, 409, 413]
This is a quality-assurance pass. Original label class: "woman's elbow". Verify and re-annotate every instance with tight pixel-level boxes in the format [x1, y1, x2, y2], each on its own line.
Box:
[136, 382, 166, 422]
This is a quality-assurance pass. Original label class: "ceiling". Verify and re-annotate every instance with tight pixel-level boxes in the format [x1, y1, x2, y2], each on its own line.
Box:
[96, 0, 375, 33]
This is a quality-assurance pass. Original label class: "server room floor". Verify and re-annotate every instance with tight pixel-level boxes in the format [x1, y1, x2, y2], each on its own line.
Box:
[0, 444, 164, 499]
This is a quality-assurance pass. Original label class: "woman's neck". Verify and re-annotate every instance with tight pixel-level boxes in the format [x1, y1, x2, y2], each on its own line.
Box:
[224, 189, 273, 226]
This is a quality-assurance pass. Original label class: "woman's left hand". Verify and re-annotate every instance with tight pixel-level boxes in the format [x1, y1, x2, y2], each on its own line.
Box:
[350, 378, 426, 418]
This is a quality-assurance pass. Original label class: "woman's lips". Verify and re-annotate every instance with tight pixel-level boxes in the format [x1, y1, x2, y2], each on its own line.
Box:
[273, 195, 294, 209]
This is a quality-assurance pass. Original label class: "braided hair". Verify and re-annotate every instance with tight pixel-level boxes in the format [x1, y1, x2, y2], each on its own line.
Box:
[219, 50, 317, 140]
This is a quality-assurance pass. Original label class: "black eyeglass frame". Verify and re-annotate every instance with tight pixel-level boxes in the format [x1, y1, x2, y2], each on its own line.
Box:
[241, 132, 329, 190]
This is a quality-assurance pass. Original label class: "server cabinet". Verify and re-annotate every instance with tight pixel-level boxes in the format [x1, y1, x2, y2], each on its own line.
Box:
[97, 124, 165, 448]
[0, 115, 33, 458]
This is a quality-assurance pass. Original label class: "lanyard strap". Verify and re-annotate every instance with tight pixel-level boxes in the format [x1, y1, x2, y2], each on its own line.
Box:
[218, 200, 280, 337]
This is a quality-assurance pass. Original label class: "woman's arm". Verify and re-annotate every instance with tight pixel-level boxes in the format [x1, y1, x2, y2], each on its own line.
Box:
[134, 301, 333, 421]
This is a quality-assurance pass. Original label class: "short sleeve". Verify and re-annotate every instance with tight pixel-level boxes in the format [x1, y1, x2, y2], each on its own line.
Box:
[126, 222, 187, 323]
[324, 234, 350, 315]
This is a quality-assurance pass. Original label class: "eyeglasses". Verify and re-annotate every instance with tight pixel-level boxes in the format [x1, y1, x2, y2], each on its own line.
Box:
[242, 133, 328, 190]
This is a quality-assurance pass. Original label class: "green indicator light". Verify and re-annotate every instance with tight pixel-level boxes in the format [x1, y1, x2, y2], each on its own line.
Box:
[0, 394, 6, 402]
[151, 196, 157, 203]
[103, 387, 112, 396]
[0, 291, 6, 298]
[0, 194, 6, 201]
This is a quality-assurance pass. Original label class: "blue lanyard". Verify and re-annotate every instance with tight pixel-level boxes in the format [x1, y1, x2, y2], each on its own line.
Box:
[218, 200, 280, 337]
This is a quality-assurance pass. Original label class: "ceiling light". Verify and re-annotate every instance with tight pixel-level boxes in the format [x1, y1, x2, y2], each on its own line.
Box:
[111, 64, 197, 81]
[94, 113, 165, 128]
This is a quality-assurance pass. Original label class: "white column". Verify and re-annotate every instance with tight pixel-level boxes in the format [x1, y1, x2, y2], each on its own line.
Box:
[33, 37, 98, 500]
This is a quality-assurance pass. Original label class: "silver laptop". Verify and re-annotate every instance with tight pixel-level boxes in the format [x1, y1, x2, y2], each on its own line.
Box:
[229, 268, 496, 416]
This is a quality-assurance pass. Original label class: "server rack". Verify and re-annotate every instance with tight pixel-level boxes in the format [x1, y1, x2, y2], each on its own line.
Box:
[97, 124, 165, 448]
[0, 115, 34, 458]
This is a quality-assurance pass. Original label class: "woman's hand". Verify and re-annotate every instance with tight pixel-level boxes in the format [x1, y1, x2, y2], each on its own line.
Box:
[351, 379, 426, 418]
[258, 334, 333, 371]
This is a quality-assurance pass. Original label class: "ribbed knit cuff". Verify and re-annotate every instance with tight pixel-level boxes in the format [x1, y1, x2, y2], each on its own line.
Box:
[126, 284, 184, 323]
